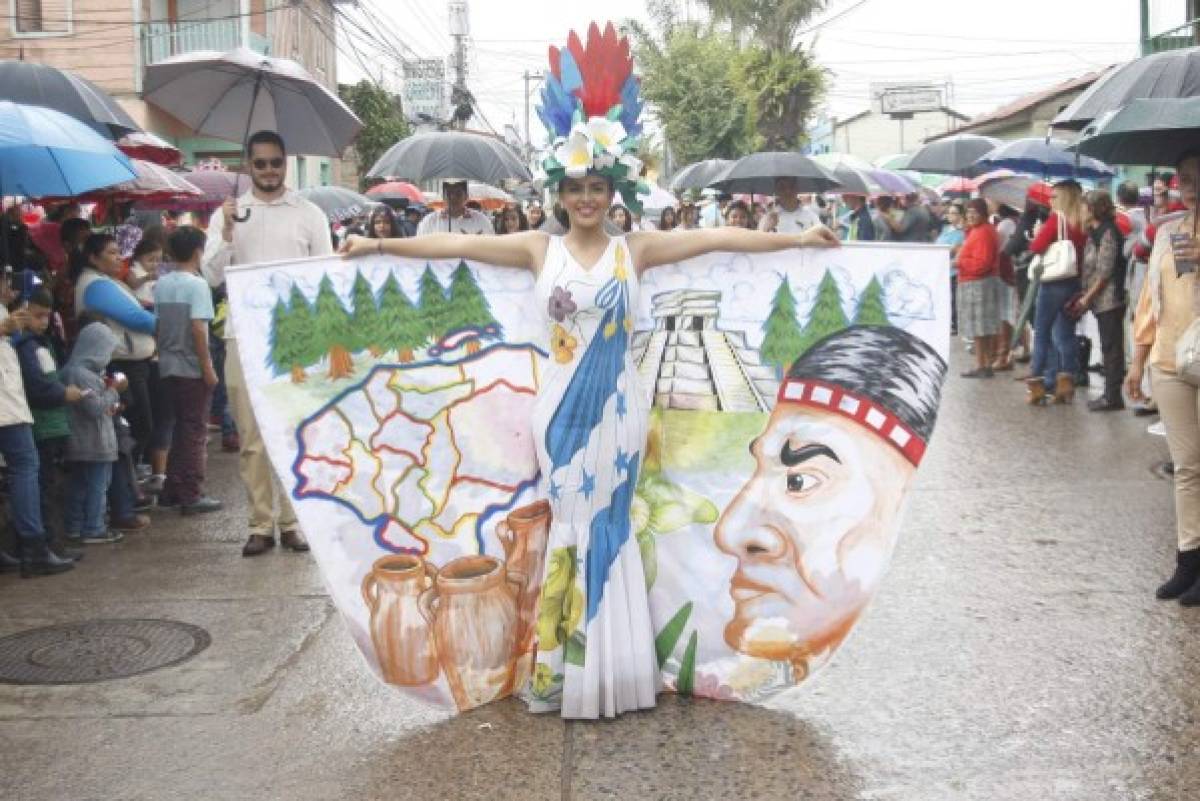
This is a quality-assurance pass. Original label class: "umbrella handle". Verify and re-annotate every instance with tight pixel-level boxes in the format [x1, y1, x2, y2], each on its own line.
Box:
[232, 207, 252, 223]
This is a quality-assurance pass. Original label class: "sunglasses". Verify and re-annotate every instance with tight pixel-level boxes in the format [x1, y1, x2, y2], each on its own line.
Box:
[251, 158, 285, 170]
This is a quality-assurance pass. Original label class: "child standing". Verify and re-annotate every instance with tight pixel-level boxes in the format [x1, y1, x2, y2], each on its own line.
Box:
[154, 226, 221, 514]
[60, 322, 124, 544]
[13, 288, 84, 557]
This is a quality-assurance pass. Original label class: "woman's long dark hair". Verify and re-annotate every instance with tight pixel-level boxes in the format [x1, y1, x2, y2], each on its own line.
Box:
[69, 233, 116, 283]
[367, 205, 402, 239]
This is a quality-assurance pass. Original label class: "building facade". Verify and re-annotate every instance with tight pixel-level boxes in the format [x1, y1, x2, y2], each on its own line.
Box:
[4, 0, 345, 187]
[814, 107, 969, 165]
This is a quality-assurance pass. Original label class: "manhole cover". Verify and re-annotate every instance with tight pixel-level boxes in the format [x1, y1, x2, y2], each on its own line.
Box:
[0, 619, 210, 685]
[1152, 461, 1175, 481]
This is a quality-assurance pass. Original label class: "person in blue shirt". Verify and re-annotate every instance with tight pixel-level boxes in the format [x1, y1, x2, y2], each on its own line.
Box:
[936, 202, 967, 334]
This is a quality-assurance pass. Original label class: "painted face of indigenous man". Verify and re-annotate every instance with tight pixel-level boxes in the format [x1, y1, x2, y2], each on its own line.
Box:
[713, 325, 946, 676]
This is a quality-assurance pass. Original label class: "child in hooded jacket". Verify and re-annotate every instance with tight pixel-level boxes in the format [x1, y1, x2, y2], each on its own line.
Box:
[59, 322, 125, 544]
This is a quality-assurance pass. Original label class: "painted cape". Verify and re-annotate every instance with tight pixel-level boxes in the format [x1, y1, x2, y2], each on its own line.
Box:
[227, 242, 950, 713]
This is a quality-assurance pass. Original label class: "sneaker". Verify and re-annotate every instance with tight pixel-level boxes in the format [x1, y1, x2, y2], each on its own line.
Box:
[140, 474, 166, 495]
[221, 434, 240, 453]
[81, 530, 124, 544]
[110, 515, 150, 532]
[181, 496, 223, 516]
[132, 497, 154, 513]
[157, 494, 180, 510]
[208, 415, 222, 431]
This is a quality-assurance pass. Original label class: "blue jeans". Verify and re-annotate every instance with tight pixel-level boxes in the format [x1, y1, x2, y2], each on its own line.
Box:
[107, 453, 137, 520]
[0, 423, 45, 543]
[64, 461, 112, 537]
[1031, 278, 1081, 390]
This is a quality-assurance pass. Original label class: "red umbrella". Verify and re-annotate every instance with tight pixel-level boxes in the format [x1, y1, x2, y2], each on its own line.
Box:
[115, 131, 182, 167]
[366, 180, 423, 203]
[135, 169, 250, 212]
[44, 159, 201, 205]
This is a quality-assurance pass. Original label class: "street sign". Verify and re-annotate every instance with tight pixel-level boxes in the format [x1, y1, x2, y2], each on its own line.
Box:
[403, 59, 447, 122]
[870, 82, 945, 116]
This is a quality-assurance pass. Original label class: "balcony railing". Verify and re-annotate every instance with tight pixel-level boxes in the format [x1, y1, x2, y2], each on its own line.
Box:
[1144, 19, 1200, 54]
[140, 18, 270, 66]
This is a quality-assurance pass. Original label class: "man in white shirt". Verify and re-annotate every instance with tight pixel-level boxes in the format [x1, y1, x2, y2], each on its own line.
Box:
[415, 180, 495, 236]
[758, 177, 822, 233]
[202, 130, 333, 557]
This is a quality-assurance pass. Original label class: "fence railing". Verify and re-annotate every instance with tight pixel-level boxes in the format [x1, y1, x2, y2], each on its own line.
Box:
[1144, 20, 1200, 54]
[140, 18, 270, 66]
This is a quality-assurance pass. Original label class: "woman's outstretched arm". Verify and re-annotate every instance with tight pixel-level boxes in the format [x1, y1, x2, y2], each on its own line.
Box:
[627, 226, 839, 274]
[341, 231, 548, 270]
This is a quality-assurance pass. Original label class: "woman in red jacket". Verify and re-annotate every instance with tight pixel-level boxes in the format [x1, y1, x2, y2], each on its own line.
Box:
[1026, 180, 1087, 403]
[956, 198, 1001, 377]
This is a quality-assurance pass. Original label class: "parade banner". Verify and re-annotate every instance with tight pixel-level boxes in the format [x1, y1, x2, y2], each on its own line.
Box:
[227, 242, 950, 712]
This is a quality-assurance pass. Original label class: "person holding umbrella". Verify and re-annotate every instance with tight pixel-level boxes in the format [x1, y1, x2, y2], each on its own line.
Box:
[757, 177, 821, 233]
[416, 180, 494, 236]
[201, 130, 332, 557]
[340, 21, 838, 719]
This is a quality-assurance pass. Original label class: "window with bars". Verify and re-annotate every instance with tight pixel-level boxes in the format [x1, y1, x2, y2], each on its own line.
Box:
[13, 0, 71, 35]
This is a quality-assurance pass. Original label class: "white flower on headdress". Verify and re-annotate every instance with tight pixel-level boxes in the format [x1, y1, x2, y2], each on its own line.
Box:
[554, 129, 594, 178]
[595, 152, 617, 170]
[618, 153, 643, 178]
[585, 117, 628, 156]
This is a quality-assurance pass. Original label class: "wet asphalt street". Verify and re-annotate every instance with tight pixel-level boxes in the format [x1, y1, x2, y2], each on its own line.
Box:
[0, 350, 1196, 801]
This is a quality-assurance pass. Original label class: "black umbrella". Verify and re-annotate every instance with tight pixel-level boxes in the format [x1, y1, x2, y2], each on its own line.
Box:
[368, 131, 531, 185]
[1073, 98, 1200, 165]
[298, 186, 373, 222]
[709, 152, 840, 195]
[905, 134, 1002, 175]
[668, 159, 733, 191]
[1053, 49, 1200, 131]
[0, 60, 140, 138]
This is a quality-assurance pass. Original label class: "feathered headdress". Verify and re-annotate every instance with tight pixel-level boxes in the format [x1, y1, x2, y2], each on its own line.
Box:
[536, 22, 648, 212]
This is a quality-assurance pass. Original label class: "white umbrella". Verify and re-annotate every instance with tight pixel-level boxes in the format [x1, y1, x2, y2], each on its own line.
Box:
[637, 184, 677, 211]
[143, 47, 361, 158]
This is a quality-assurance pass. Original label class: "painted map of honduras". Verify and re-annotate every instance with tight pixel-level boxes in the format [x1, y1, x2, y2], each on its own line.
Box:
[261, 260, 543, 561]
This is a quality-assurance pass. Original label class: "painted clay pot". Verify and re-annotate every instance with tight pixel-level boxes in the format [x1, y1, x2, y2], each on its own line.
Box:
[361, 554, 439, 686]
[496, 500, 552, 658]
[419, 555, 519, 711]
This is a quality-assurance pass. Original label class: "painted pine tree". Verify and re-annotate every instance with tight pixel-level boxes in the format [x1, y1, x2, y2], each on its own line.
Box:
[445, 261, 497, 352]
[797, 270, 850, 355]
[759, 275, 804, 375]
[418, 266, 450, 343]
[377, 271, 423, 363]
[853, 275, 890, 326]
[313, 274, 355, 379]
[349, 270, 383, 357]
[274, 284, 317, 383]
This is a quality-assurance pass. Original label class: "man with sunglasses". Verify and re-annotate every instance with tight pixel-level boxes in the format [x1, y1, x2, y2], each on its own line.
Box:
[202, 130, 332, 558]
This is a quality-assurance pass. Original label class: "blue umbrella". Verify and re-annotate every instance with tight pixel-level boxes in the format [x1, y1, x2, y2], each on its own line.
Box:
[973, 137, 1114, 181]
[0, 101, 135, 198]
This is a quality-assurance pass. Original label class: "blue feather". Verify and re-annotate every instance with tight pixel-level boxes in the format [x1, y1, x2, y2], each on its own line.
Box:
[538, 74, 576, 139]
[584, 454, 640, 622]
[619, 77, 643, 136]
[559, 48, 582, 95]
[545, 287, 629, 471]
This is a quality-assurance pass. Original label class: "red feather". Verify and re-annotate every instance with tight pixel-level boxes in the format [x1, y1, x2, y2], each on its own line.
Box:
[566, 21, 633, 117]
[548, 45, 561, 81]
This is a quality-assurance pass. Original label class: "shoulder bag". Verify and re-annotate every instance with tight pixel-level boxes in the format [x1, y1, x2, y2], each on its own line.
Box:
[1174, 277, 1200, 386]
[1030, 213, 1077, 283]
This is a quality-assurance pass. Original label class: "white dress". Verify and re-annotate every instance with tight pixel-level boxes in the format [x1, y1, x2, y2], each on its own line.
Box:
[525, 234, 660, 718]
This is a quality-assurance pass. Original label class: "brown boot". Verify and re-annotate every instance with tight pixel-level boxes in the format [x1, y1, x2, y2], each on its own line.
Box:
[279, 529, 310, 552]
[242, 534, 275, 557]
[1053, 372, 1075, 404]
[1025, 377, 1047, 405]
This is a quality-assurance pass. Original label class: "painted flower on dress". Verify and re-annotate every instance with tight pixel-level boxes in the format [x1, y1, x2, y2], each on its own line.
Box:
[693, 671, 735, 701]
[554, 129, 594, 178]
[536, 546, 583, 651]
[548, 286, 577, 322]
[551, 323, 578, 364]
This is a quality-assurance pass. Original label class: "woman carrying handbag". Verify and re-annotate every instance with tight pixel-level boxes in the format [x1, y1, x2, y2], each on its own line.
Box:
[1128, 150, 1200, 605]
[1026, 180, 1088, 405]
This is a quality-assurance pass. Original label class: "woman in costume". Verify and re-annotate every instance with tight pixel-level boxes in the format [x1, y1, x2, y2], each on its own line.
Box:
[342, 21, 837, 719]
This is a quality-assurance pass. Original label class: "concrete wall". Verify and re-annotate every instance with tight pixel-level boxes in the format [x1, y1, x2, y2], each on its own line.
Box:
[834, 109, 965, 164]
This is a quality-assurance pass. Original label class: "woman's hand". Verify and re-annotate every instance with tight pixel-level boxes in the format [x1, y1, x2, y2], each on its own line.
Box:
[799, 225, 840, 248]
[1124, 361, 1146, 403]
[340, 234, 379, 259]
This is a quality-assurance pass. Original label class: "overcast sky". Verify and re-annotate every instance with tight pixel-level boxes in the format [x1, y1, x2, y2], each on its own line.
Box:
[337, 0, 1143, 147]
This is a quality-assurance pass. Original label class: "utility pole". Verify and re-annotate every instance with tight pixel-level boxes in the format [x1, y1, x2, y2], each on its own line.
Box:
[523, 70, 544, 154]
[448, 0, 469, 130]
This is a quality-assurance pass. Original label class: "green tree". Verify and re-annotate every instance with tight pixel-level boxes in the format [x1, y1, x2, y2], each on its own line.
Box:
[625, 5, 755, 166]
[702, 0, 827, 150]
[853, 275, 890, 326]
[337, 80, 410, 186]
[377, 271, 423, 362]
[272, 284, 318, 383]
[349, 270, 383, 356]
[759, 275, 804, 374]
[313, 274, 356, 379]
[445, 262, 497, 334]
[417, 266, 451, 343]
[797, 269, 849, 355]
